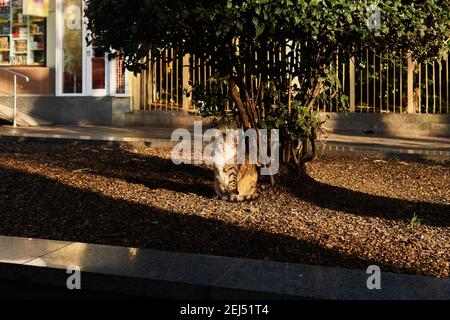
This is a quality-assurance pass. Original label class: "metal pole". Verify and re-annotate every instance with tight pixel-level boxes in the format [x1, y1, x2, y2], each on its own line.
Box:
[13, 75, 17, 127]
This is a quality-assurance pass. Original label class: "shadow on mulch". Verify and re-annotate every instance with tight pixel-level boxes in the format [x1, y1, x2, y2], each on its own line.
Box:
[125, 162, 215, 198]
[0, 165, 386, 274]
[106, 146, 449, 228]
[288, 174, 450, 228]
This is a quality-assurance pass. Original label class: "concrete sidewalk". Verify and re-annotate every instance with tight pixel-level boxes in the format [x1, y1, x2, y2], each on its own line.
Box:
[0, 124, 449, 157]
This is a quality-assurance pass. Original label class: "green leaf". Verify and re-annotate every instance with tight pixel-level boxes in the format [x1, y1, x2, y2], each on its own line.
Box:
[255, 22, 265, 37]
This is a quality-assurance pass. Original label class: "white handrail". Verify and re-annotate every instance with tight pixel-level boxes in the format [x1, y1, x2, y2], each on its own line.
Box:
[0, 68, 30, 127]
[0, 68, 30, 82]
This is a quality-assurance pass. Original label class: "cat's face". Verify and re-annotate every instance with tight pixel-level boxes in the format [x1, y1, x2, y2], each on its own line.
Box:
[212, 137, 237, 167]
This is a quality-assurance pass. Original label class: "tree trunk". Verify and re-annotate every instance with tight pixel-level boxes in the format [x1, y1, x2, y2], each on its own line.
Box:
[229, 78, 251, 130]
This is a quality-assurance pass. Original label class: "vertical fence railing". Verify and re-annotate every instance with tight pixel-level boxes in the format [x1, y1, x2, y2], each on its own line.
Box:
[328, 50, 448, 114]
[353, 50, 408, 113]
[416, 54, 449, 114]
[134, 50, 185, 111]
[135, 49, 449, 115]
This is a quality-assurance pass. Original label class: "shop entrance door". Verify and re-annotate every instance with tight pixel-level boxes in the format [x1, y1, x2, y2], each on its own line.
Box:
[87, 46, 109, 96]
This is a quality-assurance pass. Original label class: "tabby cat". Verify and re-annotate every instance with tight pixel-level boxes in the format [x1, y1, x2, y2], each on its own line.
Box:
[212, 135, 258, 202]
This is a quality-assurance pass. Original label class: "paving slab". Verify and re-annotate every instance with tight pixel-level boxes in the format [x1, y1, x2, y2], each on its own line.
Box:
[0, 125, 449, 157]
[323, 133, 450, 150]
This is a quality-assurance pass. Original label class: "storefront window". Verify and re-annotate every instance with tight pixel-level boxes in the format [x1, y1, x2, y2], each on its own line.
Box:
[115, 58, 126, 94]
[62, 0, 82, 93]
[0, 0, 47, 66]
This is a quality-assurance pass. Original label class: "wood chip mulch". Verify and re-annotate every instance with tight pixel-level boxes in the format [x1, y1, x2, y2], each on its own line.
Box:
[0, 141, 448, 278]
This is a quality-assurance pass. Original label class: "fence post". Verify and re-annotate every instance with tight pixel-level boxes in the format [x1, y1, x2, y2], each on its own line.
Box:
[407, 56, 415, 114]
[131, 73, 141, 112]
[147, 59, 154, 110]
[182, 54, 191, 111]
[349, 57, 356, 112]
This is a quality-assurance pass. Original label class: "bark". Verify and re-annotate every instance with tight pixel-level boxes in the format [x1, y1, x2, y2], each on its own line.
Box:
[255, 77, 264, 119]
[242, 83, 258, 129]
[306, 82, 322, 111]
[229, 78, 251, 130]
[282, 80, 322, 175]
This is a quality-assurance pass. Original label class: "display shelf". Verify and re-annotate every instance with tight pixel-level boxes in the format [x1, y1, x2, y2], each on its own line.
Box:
[0, 0, 46, 66]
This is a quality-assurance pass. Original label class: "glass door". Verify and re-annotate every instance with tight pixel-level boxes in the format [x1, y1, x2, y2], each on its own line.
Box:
[57, 0, 112, 97]
[61, 0, 83, 94]
[87, 45, 109, 96]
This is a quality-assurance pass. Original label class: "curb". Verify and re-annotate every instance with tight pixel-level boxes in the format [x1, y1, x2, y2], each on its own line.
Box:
[0, 134, 178, 148]
[0, 236, 448, 300]
[1, 132, 449, 160]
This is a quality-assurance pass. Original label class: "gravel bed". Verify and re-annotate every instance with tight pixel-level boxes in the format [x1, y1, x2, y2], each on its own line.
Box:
[0, 141, 448, 277]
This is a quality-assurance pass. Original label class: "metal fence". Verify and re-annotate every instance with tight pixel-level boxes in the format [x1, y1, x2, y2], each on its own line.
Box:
[132, 50, 449, 115]
[350, 50, 449, 114]
[134, 51, 198, 113]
